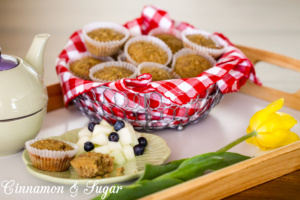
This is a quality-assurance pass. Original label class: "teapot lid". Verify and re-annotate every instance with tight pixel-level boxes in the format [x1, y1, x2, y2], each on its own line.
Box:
[0, 48, 19, 71]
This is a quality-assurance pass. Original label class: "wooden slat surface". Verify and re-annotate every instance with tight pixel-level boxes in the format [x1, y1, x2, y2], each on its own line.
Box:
[46, 83, 65, 112]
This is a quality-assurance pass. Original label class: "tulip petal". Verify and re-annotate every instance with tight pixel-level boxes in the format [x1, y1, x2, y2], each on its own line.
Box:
[278, 131, 300, 146]
[246, 125, 253, 134]
[254, 130, 299, 149]
[246, 136, 266, 150]
[249, 98, 284, 130]
[257, 112, 297, 133]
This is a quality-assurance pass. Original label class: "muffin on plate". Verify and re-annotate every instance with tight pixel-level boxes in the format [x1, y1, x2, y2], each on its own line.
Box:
[182, 29, 227, 58]
[82, 22, 130, 56]
[89, 61, 137, 83]
[172, 48, 216, 78]
[69, 56, 113, 80]
[70, 152, 114, 178]
[124, 36, 172, 66]
[138, 62, 180, 81]
[25, 139, 78, 172]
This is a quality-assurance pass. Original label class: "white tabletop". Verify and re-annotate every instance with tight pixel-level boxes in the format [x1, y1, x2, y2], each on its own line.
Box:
[1, 92, 300, 200]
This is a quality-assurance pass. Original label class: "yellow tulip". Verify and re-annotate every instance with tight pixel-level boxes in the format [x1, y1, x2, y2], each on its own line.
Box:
[217, 98, 299, 153]
[246, 98, 299, 150]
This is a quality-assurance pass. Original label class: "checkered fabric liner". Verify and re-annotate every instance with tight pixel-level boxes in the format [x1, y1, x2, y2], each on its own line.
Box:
[56, 5, 260, 108]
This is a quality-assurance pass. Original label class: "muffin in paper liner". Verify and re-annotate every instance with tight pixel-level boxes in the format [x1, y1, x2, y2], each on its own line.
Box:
[89, 61, 138, 83]
[68, 51, 114, 80]
[172, 48, 217, 78]
[148, 27, 184, 54]
[182, 29, 227, 58]
[82, 22, 130, 57]
[138, 62, 181, 81]
[25, 139, 78, 172]
[124, 35, 173, 66]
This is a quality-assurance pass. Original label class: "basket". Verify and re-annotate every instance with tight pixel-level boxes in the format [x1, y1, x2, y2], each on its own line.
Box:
[73, 84, 223, 131]
[55, 6, 259, 131]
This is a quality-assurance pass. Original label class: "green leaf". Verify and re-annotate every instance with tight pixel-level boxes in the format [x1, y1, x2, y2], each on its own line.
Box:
[158, 152, 250, 181]
[93, 178, 183, 200]
[137, 158, 187, 182]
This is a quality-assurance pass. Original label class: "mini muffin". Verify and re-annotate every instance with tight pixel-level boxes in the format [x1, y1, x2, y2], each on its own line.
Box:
[25, 139, 78, 172]
[69, 56, 113, 80]
[124, 36, 172, 66]
[87, 28, 125, 42]
[138, 62, 180, 81]
[82, 22, 130, 56]
[149, 28, 183, 54]
[186, 34, 220, 49]
[89, 61, 137, 83]
[154, 34, 183, 54]
[71, 152, 114, 178]
[182, 29, 227, 58]
[172, 48, 216, 78]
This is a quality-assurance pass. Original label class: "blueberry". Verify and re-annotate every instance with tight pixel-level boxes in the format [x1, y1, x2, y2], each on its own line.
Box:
[108, 132, 119, 142]
[88, 122, 97, 132]
[84, 141, 94, 152]
[133, 144, 145, 156]
[138, 137, 148, 147]
[114, 120, 125, 131]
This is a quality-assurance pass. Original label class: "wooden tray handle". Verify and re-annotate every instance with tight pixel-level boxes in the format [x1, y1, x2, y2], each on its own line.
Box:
[236, 44, 300, 111]
[47, 83, 65, 112]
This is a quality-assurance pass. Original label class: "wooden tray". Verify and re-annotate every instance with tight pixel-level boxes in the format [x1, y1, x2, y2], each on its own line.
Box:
[46, 45, 300, 199]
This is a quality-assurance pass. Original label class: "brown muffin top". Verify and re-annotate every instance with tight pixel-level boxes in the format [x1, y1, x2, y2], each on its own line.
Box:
[154, 33, 183, 54]
[71, 152, 114, 178]
[70, 56, 104, 80]
[141, 66, 175, 81]
[92, 66, 133, 81]
[186, 34, 221, 49]
[87, 28, 125, 42]
[127, 41, 168, 64]
[30, 139, 74, 151]
[174, 54, 212, 78]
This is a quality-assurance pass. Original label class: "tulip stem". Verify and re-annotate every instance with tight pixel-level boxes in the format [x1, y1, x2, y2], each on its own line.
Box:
[216, 131, 258, 153]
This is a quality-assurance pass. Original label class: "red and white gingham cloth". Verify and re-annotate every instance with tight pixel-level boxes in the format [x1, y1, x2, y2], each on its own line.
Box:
[56, 5, 260, 107]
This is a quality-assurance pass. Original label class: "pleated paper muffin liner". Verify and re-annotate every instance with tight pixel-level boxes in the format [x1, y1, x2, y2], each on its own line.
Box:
[124, 35, 173, 66]
[89, 61, 138, 83]
[137, 62, 181, 81]
[25, 138, 78, 172]
[172, 48, 217, 78]
[82, 22, 130, 56]
[182, 29, 227, 58]
[117, 51, 127, 62]
[67, 51, 114, 80]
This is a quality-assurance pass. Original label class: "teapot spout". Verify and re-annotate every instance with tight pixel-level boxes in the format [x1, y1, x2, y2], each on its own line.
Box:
[24, 34, 50, 77]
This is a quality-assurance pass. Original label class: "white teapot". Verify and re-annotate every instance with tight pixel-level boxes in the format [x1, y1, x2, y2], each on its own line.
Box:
[0, 34, 50, 156]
